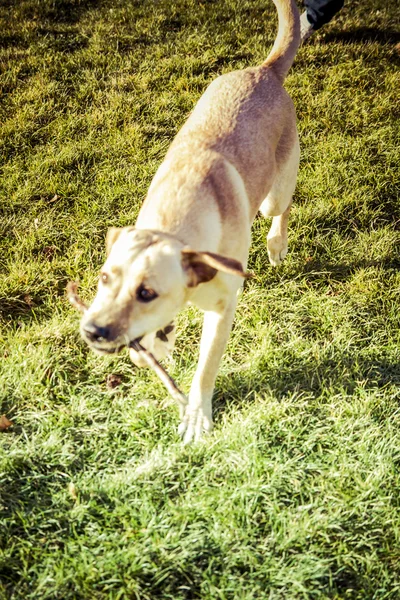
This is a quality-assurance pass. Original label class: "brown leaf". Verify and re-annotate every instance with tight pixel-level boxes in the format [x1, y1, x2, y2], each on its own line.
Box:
[43, 246, 57, 261]
[0, 415, 13, 431]
[24, 294, 33, 307]
[106, 374, 122, 390]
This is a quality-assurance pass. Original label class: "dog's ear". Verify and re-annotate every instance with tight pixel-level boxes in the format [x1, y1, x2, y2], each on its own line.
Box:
[105, 227, 122, 256]
[181, 248, 251, 287]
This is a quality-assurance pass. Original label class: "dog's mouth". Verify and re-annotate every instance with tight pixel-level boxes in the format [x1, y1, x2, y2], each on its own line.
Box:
[89, 335, 145, 355]
[91, 343, 126, 355]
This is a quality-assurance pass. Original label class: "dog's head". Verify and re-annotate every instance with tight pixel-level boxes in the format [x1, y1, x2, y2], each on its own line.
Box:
[80, 227, 247, 354]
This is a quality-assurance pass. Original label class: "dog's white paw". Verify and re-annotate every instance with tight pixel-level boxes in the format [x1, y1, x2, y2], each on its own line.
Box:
[178, 406, 214, 444]
[267, 235, 288, 267]
[129, 323, 176, 368]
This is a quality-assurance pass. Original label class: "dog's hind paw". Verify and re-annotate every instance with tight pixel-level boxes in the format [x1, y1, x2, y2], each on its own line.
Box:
[178, 407, 213, 444]
[129, 323, 176, 368]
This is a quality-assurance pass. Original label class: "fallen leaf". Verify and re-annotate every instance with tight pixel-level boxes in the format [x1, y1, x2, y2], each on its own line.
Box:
[43, 246, 57, 261]
[24, 294, 33, 307]
[0, 415, 13, 431]
[106, 374, 123, 389]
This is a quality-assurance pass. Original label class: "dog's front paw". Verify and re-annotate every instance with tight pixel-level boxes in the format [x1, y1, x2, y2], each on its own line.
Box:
[267, 235, 288, 267]
[178, 406, 213, 444]
[129, 323, 176, 368]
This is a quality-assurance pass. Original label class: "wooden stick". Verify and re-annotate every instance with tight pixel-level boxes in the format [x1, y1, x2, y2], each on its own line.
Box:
[66, 281, 188, 409]
[129, 340, 188, 409]
[66, 281, 88, 313]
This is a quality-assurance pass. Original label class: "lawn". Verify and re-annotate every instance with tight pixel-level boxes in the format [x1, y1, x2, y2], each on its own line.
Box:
[1, 0, 400, 598]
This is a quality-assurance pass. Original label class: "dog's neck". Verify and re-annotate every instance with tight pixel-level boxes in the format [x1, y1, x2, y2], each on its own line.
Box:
[136, 193, 222, 254]
[135, 152, 224, 254]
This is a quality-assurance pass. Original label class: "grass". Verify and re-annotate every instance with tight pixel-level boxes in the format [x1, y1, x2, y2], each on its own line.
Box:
[1, 0, 400, 597]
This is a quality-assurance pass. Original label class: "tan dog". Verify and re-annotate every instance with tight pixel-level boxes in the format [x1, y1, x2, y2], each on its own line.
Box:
[81, 0, 300, 443]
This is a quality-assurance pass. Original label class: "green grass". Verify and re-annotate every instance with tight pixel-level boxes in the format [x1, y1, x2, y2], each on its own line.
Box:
[1, 0, 400, 597]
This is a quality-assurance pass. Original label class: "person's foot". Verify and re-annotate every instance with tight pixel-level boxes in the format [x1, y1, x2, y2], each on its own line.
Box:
[300, 11, 314, 42]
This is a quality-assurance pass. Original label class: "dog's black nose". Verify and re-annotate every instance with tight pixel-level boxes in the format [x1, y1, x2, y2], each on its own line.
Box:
[83, 322, 110, 342]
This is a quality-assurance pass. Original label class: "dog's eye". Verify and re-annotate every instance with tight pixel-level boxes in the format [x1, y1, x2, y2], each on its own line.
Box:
[100, 272, 109, 284]
[137, 284, 158, 302]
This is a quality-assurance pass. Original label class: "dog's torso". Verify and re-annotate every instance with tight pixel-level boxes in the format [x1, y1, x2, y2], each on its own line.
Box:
[137, 67, 297, 263]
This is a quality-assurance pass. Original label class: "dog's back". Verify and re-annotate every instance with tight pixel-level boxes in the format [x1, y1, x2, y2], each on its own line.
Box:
[168, 66, 297, 217]
[138, 0, 300, 233]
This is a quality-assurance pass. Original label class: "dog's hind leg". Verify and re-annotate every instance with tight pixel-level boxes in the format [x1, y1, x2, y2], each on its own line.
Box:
[260, 133, 300, 266]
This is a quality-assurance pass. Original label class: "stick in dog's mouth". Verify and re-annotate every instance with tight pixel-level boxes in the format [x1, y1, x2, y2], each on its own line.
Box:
[66, 281, 88, 314]
[66, 281, 188, 410]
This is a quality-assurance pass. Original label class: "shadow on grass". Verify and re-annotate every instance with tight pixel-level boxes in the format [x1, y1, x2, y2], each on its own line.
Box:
[248, 249, 400, 288]
[1, 0, 103, 26]
[0, 0, 103, 56]
[0, 273, 69, 324]
[214, 346, 400, 421]
[319, 27, 400, 67]
[0, 297, 42, 323]
[297, 256, 400, 281]
[321, 27, 400, 45]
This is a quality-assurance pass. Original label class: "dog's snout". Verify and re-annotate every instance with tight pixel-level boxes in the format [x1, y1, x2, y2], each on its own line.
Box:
[83, 322, 111, 342]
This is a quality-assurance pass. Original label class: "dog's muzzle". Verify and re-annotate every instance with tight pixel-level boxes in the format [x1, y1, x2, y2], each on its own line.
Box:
[67, 282, 142, 354]
[80, 321, 128, 354]
[82, 322, 111, 344]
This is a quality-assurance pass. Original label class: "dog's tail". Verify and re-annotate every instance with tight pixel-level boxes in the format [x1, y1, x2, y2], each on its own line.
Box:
[262, 0, 300, 81]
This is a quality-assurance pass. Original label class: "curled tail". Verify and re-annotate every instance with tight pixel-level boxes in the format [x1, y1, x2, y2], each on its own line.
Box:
[263, 0, 300, 81]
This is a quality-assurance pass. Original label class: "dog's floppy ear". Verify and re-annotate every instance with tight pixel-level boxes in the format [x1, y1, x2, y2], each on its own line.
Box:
[105, 227, 122, 256]
[182, 248, 251, 287]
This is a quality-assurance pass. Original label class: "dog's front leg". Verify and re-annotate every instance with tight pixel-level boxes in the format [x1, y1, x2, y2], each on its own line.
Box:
[178, 298, 237, 444]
